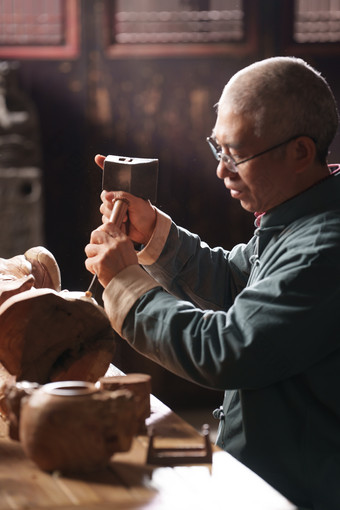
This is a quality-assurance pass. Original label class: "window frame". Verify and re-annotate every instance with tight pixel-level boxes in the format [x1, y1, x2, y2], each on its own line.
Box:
[0, 0, 80, 60]
[281, 0, 340, 56]
[104, 0, 259, 59]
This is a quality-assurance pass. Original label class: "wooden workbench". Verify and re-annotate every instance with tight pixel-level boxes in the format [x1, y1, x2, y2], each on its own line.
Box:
[0, 369, 297, 510]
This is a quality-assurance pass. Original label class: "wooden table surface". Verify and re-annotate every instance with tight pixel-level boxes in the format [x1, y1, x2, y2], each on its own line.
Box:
[0, 370, 297, 510]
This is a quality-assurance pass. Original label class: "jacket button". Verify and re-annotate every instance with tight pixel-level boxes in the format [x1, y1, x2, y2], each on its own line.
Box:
[213, 407, 225, 420]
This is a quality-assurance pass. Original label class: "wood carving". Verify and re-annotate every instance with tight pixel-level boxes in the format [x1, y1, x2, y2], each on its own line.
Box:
[5, 380, 137, 473]
[99, 373, 151, 434]
[0, 288, 116, 387]
[0, 247, 116, 433]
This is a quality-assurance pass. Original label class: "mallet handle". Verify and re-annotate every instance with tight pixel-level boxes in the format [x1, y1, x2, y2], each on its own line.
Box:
[109, 197, 129, 227]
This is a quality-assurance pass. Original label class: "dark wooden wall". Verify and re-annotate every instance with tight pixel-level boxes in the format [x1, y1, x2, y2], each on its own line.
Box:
[6, 0, 340, 408]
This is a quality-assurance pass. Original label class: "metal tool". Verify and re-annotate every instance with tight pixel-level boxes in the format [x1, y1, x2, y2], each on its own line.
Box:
[146, 424, 213, 466]
[85, 155, 158, 298]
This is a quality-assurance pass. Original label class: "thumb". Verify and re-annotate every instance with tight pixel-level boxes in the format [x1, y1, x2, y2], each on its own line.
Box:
[94, 154, 106, 170]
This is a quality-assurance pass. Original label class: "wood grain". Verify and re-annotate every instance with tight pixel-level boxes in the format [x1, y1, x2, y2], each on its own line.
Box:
[0, 369, 296, 510]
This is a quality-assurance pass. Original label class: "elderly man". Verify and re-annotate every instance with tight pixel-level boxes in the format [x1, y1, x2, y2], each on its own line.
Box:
[85, 57, 340, 509]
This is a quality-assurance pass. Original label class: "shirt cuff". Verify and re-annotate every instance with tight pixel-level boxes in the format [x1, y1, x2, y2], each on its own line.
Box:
[137, 208, 172, 266]
[103, 264, 159, 336]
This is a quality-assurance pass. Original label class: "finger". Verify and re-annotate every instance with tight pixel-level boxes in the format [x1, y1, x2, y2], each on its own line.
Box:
[100, 202, 113, 223]
[101, 189, 115, 200]
[84, 243, 99, 257]
[100, 192, 116, 223]
[94, 154, 106, 170]
[99, 223, 123, 238]
[89, 228, 113, 244]
[84, 256, 96, 274]
[95, 154, 106, 170]
[101, 189, 135, 202]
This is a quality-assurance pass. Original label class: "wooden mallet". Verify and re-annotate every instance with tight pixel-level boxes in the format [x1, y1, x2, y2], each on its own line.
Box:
[86, 155, 158, 297]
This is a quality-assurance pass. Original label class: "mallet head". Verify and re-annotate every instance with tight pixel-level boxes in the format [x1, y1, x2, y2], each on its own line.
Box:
[102, 155, 158, 204]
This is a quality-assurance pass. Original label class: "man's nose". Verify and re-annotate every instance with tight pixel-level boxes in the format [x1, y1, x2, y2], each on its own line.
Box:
[216, 159, 236, 179]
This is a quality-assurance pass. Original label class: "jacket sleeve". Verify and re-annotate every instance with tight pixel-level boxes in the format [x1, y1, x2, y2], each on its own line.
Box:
[119, 244, 340, 392]
[138, 208, 254, 311]
[111, 213, 340, 391]
[104, 207, 340, 392]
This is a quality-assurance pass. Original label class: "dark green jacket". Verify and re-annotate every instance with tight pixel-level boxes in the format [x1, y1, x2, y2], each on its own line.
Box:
[123, 166, 340, 509]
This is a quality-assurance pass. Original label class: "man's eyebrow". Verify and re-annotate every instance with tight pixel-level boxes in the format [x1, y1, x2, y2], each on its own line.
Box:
[211, 131, 242, 150]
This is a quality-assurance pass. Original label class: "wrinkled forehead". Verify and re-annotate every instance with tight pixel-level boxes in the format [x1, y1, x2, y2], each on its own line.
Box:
[213, 100, 257, 148]
[215, 73, 272, 142]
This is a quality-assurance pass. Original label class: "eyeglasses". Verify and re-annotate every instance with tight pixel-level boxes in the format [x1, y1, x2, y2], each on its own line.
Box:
[206, 134, 311, 174]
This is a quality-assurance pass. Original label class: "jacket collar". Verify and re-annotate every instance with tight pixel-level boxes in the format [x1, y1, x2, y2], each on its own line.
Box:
[258, 165, 340, 230]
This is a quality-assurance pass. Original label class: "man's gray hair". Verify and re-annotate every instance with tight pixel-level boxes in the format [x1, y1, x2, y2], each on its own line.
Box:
[219, 56, 339, 163]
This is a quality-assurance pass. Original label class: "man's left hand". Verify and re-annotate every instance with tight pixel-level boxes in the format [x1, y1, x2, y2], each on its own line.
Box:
[85, 223, 138, 287]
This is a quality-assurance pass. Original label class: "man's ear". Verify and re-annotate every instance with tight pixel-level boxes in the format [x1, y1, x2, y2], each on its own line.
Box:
[291, 136, 316, 173]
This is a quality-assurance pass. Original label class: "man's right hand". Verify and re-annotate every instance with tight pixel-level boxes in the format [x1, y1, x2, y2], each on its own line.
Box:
[95, 155, 157, 246]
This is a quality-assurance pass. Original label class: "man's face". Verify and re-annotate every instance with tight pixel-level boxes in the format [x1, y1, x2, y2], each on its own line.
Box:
[213, 103, 293, 213]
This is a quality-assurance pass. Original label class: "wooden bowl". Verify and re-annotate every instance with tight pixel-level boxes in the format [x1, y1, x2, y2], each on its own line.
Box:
[18, 380, 136, 473]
